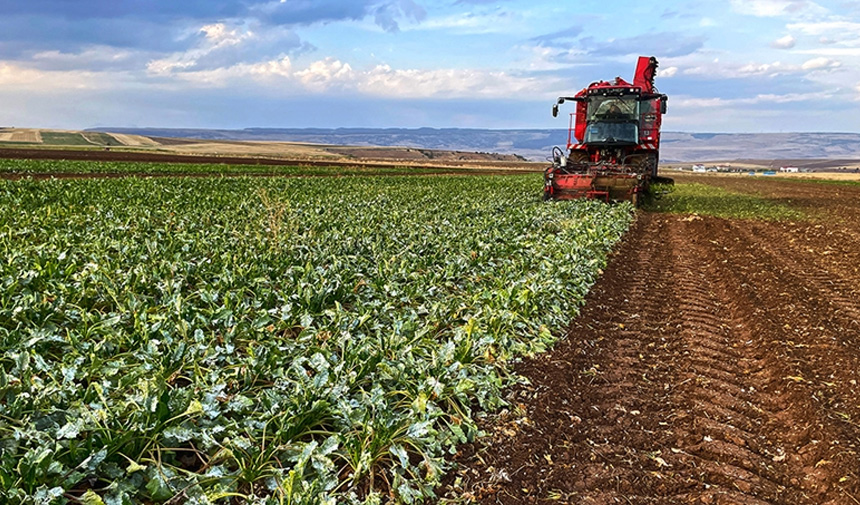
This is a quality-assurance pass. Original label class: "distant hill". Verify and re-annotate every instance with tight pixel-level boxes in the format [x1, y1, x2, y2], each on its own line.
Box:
[93, 127, 860, 162]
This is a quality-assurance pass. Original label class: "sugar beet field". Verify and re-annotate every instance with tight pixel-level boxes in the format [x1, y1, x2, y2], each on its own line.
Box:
[5, 161, 860, 505]
[1, 161, 632, 504]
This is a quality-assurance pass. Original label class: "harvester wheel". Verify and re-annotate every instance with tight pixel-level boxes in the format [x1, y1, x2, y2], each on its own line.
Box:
[568, 151, 588, 163]
[567, 151, 589, 172]
[629, 153, 657, 176]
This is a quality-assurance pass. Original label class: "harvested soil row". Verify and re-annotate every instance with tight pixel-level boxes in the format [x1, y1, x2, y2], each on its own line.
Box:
[445, 211, 860, 504]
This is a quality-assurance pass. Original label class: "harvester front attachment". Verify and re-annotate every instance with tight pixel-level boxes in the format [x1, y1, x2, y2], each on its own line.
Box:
[543, 148, 645, 205]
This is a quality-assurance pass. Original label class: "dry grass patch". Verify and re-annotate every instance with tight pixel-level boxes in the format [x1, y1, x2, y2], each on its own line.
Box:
[107, 133, 161, 147]
[0, 129, 42, 143]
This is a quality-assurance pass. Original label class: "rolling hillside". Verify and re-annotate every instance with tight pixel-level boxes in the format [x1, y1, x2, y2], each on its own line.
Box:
[93, 127, 860, 162]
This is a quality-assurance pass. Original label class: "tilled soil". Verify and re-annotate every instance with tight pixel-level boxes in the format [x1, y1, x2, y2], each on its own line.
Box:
[446, 181, 860, 504]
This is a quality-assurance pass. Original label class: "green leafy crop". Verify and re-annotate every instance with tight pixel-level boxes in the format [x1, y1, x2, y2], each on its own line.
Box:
[0, 174, 632, 504]
[0, 159, 485, 177]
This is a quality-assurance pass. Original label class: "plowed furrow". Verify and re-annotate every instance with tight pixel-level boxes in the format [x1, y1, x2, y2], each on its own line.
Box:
[734, 225, 860, 328]
[691, 401, 764, 434]
[663, 218, 815, 503]
[682, 454, 786, 496]
[685, 345, 747, 364]
[692, 416, 760, 447]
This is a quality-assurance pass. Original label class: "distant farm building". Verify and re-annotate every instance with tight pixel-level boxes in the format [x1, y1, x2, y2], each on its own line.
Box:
[779, 166, 799, 173]
[692, 164, 706, 172]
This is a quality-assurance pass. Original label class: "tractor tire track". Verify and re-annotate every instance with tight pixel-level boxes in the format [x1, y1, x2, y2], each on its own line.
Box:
[663, 217, 809, 504]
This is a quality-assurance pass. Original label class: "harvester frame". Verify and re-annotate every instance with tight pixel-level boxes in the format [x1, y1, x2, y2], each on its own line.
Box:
[544, 56, 670, 205]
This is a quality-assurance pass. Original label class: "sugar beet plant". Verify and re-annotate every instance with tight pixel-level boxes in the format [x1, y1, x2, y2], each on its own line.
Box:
[0, 175, 633, 504]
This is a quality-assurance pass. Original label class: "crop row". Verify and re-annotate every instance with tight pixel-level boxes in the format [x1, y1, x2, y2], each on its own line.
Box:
[1, 174, 633, 504]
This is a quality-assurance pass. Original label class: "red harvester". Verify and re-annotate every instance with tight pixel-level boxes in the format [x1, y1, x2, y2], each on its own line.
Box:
[544, 56, 671, 206]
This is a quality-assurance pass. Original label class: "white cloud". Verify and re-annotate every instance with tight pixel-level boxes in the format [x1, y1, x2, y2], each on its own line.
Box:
[673, 97, 725, 108]
[660, 66, 678, 77]
[747, 91, 827, 103]
[682, 59, 834, 78]
[295, 58, 354, 91]
[151, 56, 293, 86]
[787, 20, 860, 41]
[787, 21, 860, 49]
[737, 62, 781, 75]
[673, 91, 825, 109]
[730, 0, 828, 18]
[0, 62, 101, 90]
[31, 46, 134, 66]
[801, 57, 841, 70]
[200, 23, 255, 49]
[146, 53, 551, 99]
[771, 35, 796, 49]
[357, 64, 542, 98]
[147, 22, 257, 75]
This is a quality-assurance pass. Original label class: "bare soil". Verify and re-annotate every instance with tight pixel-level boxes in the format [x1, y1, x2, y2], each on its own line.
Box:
[445, 178, 860, 504]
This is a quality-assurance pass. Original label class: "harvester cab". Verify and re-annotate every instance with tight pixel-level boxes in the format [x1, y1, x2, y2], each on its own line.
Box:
[545, 56, 671, 205]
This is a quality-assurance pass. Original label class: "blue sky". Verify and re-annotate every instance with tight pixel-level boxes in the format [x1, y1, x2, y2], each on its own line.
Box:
[2, 0, 859, 132]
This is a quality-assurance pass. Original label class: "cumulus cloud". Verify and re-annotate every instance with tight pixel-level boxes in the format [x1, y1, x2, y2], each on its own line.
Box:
[199, 23, 255, 48]
[771, 34, 796, 49]
[147, 54, 551, 99]
[295, 58, 355, 90]
[801, 57, 841, 70]
[147, 23, 260, 75]
[146, 21, 309, 76]
[736, 61, 791, 76]
[357, 65, 543, 98]
[152, 56, 294, 86]
[660, 66, 679, 78]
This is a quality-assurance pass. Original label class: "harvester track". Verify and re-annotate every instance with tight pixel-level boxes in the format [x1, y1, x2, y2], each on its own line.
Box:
[446, 209, 860, 504]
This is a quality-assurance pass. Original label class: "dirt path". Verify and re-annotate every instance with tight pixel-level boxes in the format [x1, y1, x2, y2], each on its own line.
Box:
[446, 205, 860, 504]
